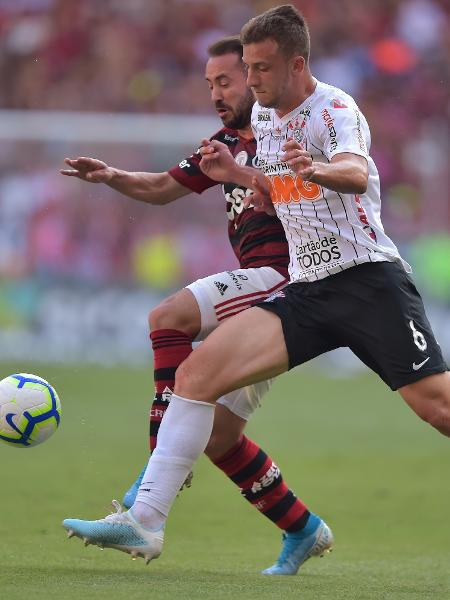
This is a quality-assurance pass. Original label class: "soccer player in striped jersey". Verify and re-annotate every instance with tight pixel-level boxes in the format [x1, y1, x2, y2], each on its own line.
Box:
[61, 36, 332, 574]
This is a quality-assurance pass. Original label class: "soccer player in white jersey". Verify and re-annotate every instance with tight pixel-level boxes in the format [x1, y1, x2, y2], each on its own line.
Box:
[63, 5, 450, 566]
[61, 36, 332, 575]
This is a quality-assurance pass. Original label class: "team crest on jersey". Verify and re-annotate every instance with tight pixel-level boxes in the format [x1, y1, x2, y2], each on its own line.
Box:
[331, 98, 347, 109]
[292, 127, 305, 144]
[234, 150, 248, 166]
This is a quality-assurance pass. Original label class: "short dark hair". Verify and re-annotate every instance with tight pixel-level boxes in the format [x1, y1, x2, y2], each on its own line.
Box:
[240, 4, 310, 62]
[207, 35, 243, 59]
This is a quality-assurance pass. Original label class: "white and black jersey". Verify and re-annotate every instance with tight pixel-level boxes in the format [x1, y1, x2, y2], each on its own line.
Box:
[252, 79, 410, 283]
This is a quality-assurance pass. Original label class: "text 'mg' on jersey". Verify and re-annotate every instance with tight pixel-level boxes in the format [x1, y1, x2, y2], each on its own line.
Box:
[252, 79, 410, 283]
[169, 129, 289, 276]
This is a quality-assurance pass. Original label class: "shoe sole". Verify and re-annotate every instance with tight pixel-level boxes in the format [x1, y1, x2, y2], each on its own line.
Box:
[64, 525, 161, 565]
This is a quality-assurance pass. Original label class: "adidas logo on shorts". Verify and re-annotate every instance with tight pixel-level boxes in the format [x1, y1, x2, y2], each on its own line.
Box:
[214, 281, 228, 296]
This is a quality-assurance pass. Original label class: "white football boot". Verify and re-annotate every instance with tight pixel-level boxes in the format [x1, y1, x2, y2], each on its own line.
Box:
[63, 500, 164, 564]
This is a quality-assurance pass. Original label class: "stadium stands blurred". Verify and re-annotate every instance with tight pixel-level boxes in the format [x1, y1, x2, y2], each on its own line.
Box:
[0, 0, 448, 364]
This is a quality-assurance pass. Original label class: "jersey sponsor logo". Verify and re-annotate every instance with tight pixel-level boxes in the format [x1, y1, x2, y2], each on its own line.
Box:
[354, 195, 377, 241]
[252, 154, 262, 168]
[258, 111, 271, 122]
[259, 159, 290, 176]
[321, 108, 338, 152]
[295, 236, 342, 271]
[234, 150, 248, 166]
[267, 173, 322, 204]
[354, 109, 367, 153]
[332, 98, 348, 109]
[223, 133, 239, 142]
[247, 462, 281, 495]
[224, 186, 253, 220]
[150, 408, 165, 418]
[214, 281, 228, 296]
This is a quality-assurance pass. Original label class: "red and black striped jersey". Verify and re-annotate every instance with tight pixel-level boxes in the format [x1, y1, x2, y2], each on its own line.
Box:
[168, 127, 289, 276]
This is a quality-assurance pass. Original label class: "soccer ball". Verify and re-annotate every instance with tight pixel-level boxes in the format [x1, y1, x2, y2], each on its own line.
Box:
[0, 373, 61, 447]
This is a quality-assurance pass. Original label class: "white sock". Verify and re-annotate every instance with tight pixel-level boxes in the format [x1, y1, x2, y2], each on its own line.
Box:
[133, 394, 214, 528]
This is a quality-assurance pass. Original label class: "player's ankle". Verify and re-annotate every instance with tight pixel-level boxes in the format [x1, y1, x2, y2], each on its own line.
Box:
[287, 512, 321, 538]
[130, 501, 166, 530]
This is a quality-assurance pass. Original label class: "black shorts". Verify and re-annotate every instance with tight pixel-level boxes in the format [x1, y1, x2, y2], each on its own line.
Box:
[258, 261, 448, 390]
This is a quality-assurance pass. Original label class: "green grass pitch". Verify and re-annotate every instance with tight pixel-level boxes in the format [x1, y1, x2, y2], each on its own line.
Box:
[0, 362, 449, 599]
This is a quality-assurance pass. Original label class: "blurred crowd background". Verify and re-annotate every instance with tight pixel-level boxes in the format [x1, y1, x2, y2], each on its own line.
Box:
[0, 0, 449, 364]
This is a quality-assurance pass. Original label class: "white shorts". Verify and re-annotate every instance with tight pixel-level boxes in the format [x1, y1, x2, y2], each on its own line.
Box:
[186, 266, 288, 420]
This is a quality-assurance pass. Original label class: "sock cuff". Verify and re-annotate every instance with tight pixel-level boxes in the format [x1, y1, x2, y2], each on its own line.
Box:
[148, 454, 193, 469]
[170, 393, 215, 409]
[150, 329, 192, 342]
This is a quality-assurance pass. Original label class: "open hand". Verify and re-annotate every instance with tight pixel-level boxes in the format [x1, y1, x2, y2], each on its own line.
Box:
[60, 157, 114, 183]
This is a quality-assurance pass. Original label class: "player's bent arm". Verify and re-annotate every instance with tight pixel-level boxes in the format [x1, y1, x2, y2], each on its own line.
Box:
[283, 141, 368, 195]
[106, 169, 190, 205]
[309, 153, 369, 195]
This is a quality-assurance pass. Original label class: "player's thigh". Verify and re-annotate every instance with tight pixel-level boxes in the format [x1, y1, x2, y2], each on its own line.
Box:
[335, 262, 448, 391]
[186, 267, 288, 341]
[174, 306, 288, 401]
[149, 288, 201, 337]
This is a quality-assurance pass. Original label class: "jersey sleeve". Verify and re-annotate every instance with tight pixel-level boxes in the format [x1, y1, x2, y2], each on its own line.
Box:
[313, 100, 370, 162]
[168, 131, 223, 194]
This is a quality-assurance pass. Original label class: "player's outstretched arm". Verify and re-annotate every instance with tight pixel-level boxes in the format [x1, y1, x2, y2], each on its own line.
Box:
[282, 139, 368, 195]
[60, 157, 190, 205]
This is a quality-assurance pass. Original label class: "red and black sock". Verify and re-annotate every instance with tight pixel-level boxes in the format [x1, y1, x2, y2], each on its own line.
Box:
[213, 435, 309, 532]
[149, 328, 192, 451]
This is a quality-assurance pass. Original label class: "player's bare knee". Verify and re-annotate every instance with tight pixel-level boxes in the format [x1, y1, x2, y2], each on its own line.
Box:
[415, 391, 450, 437]
[149, 301, 174, 330]
[149, 298, 196, 336]
[174, 358, 208, 400]
[426, 395, 450, 437]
